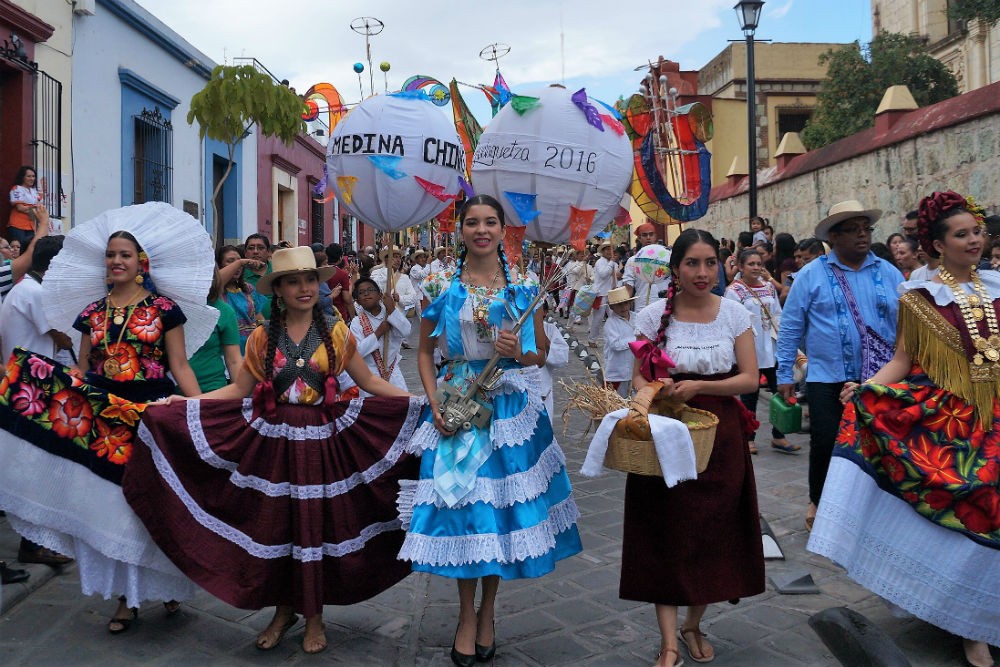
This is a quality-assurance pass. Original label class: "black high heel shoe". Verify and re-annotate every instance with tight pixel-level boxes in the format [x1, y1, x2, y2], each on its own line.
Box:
[451, 625, 476, 667]
[475, 620, 496, 662]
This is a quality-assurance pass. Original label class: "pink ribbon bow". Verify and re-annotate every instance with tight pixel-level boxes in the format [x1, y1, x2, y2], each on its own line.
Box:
[629, 340, 676, 382]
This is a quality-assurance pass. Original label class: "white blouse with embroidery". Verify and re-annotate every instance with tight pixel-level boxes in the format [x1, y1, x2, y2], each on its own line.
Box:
[633, 297, 752, 376]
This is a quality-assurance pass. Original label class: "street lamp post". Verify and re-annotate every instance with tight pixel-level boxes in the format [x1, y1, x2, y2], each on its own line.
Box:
[735, 1, 764, 220]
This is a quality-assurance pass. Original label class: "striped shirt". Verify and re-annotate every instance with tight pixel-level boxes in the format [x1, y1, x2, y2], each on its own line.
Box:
[0, 261, 12, 298]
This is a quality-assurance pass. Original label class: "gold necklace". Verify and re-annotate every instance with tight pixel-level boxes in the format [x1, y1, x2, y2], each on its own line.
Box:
[102, 293, 144, 376]
[938, 266, 1000, 366]
[463, 263, 502, 330]
[107, 285, 145, 326]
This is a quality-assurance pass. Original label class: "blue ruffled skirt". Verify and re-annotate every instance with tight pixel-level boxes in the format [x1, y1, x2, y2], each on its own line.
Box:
[397, 360, 582, 579]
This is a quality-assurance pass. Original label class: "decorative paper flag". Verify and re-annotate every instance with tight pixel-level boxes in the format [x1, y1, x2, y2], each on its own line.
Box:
[503, 225, 527, 267]
[491, 70, 513, 117]
[388, 89, 431, 101]
[458, 176, 475, 199]
[438, 216, 456, 233]
[503, 191, 542, 223]
[336, 176, 358, 204]
[595, 98, 623, 120]
[568, 206, 597, 251]
[600, 114, 626, 136]
[509, 95, 540, 115]
[368, 155, 407, 180]
[436, 201, 456, 224]
[450, 79, 484, 180]
[571, 88, 605, 132]
[414, 176, 458, 202]
[595, 230, 611, 239]
[613, 206, 632, 227]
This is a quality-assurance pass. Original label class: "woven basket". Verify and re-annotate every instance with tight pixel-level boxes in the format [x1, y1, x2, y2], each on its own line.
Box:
[606, 381, 719, 476]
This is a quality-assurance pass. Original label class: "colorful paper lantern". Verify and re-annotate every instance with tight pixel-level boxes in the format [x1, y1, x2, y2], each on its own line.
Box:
[632, 244, 672, 284]
[471, 85, 633, 244]
[326, 93, 465, 231]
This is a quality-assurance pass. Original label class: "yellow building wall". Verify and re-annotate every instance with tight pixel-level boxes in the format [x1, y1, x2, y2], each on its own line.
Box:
[706, 99, 746, 188]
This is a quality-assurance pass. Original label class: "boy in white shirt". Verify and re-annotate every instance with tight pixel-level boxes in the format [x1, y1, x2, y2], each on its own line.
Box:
[602, 286, 636, 396]
[348, 276, 411, 396]
[538, 302, 570, 420]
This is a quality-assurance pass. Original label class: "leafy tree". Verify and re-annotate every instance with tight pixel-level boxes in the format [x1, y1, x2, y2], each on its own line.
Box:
[801, 32, 959, 150]
[948, 0, 1000, 27]
[188, 64, 306, 237]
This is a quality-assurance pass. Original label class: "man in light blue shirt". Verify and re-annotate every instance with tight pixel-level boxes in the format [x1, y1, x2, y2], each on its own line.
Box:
[777, 200, 904, 529]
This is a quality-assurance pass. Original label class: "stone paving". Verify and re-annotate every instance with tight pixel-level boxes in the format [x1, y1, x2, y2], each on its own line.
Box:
[0, 316, 991, 666]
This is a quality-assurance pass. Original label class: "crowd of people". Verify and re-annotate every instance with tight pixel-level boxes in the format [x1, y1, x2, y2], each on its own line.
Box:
[0, 172, 998, 666]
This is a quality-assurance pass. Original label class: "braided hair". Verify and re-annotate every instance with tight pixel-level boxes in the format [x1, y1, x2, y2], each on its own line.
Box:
[263, 293, 284, 382]
[654, 229, 721, 347]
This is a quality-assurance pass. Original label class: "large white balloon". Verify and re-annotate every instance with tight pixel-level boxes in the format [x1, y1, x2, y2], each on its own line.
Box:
[327, 93, 465, 231]
[471, 85, 633, 243]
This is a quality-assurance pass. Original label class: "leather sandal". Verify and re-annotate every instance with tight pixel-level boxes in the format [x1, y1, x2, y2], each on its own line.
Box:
[108, 606, 138, 634]
[679, 627, 715, 663]
[658, 647, 684, 667]
[770, 439, 801, 454]
[255, 613, 299, 650]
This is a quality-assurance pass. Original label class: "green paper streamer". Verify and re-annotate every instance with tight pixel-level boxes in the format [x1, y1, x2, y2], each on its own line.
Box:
[510, 95, 540, 115]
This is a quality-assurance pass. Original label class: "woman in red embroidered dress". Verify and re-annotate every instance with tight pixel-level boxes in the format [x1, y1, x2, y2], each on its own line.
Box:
[808, 191, 1000, 667]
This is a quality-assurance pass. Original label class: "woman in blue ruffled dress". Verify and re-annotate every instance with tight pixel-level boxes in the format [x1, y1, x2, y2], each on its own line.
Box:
[398, 195, 582, 666]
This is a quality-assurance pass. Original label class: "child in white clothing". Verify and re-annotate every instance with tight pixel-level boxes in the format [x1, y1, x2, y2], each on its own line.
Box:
[348, 277, 411, 396]
[602, 286, 636, 396]
[539, 302, 570, 420]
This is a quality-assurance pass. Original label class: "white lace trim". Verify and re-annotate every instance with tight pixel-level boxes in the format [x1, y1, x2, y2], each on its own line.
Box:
[397, 496, 580, 567]
[406, 440, 567, 510]
[807, 458, 1000, 645]
[238, 396, 365, 439]
[408, 376, 544, 455]
[136, 423, 400, 562]
[0, 432, 182, 577]
[632, 297, 750, 374]
[182, 397, 423, 498]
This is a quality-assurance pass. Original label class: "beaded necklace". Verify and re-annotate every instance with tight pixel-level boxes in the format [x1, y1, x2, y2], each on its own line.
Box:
[938, 266, 1000, 366]
[102, 289, 145, 376]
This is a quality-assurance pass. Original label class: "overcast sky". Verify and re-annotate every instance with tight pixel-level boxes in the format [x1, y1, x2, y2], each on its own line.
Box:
[136, 0, 873, 120]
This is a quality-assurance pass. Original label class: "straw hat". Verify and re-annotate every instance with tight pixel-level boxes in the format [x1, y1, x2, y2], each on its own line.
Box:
[378, 246, 403, 261]
[814, 200, 882, 241]
[256, 246, 337, 295]
[434, 246, 447, 257]
[607, 286, 636, 306]
[412, 248, 428, 259]
[598, 240, 612, 251]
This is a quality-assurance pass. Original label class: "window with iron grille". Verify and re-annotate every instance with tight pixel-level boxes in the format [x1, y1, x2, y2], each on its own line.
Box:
[310, 196, 324, 245]
[32, 69, 62, 219]
[133, 107, 172, 204]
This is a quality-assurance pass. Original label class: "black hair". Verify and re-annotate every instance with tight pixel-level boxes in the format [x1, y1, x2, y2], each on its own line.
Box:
[655, 229, 719, 347]
[899, 237, 919, 254]
[773, 232, 796, 268]
[351, 276, 381, 300]
[31, 235, 64, 273]
[749, 215, 768, 230]
[737, 231, 753, 249]
[358, 254, 375, 278]
[870, 242, 895, 265]
[216, 244, 248, 292]
[13, 165, 36, 186]
[457, 193, 515, 306]
[984, 215, 1000, 240]
[245, 233, 271, 250]
[325, 242, 344, 265]
[905, 210, 919, 221]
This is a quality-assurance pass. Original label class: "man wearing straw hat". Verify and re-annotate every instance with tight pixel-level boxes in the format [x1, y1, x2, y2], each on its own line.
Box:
[588, 240, 617, 347]
[430, 246, 453, 274]
[372, 246, 419, 315]
[776, 200, 903, 531]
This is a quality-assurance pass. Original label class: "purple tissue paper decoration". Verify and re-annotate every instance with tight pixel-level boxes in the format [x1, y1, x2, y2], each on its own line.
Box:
[367, 155, 407, 180]
[503, 191, 542, 223]
[458, 175, 475, 199]
[571, 88, 605, 133]
[314, 163, 329, 196]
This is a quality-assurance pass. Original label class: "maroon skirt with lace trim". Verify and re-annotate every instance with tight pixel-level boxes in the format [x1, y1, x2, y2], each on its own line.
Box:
[619, 375, 765, 606]
[123, 396, 423, 617]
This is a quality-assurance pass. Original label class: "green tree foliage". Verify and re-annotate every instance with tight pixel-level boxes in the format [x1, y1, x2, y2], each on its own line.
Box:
[188, 64, 306, 233]
[948, 0, 1000, 27]
[801, 32, 959, 150]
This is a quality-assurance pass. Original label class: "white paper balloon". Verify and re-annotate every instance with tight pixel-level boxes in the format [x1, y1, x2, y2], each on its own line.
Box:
[471, 85, 633, 243]
[327, 93, 465, 231]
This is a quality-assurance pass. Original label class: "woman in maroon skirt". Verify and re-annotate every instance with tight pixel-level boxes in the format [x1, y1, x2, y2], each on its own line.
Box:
[123, 247, 422, 655]
[625, 229, 765, 666]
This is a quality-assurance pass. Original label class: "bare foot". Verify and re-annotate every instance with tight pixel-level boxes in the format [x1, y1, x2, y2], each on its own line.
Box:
[255, 609, 298, 650]
[805, 502, 817, 531]
[655, 646, 682, 667]
[963, 639, 995, 667]
[302, 615, 327, 654]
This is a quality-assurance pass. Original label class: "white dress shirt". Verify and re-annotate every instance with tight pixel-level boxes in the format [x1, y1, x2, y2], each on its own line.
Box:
[349, 303, 411, 395]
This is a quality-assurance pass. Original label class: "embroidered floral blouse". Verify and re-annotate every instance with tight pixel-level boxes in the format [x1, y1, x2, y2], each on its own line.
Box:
[243, 320, 356, 404]
[74, 294, 186, 383]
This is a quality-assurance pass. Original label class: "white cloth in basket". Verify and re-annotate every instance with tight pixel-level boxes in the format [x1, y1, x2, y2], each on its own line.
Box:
[581, 408, 696, 486]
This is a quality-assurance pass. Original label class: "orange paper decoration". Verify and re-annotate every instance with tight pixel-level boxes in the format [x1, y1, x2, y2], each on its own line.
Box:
[503, 225, 527, 267]
[568, 206, 597, 252]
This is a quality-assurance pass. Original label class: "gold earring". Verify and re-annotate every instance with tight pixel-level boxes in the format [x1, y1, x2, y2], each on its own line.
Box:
[135, 274, 144, 285]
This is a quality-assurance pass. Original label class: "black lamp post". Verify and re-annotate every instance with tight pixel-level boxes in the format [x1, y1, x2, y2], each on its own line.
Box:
[735, 1, 764, 220]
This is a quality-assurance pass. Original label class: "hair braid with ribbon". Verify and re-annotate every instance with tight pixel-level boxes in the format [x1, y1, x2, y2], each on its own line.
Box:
[264, 295, 283, 381]
[311, 302, 339, 402]
[654, 228, 720, 348]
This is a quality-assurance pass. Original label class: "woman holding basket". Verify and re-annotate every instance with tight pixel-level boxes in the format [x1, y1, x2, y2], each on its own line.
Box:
[607, 229, 764, 666]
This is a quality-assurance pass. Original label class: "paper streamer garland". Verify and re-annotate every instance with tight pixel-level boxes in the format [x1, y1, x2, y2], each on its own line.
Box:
[568, 206, 597, 252]
[503, 225, 527, 268]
